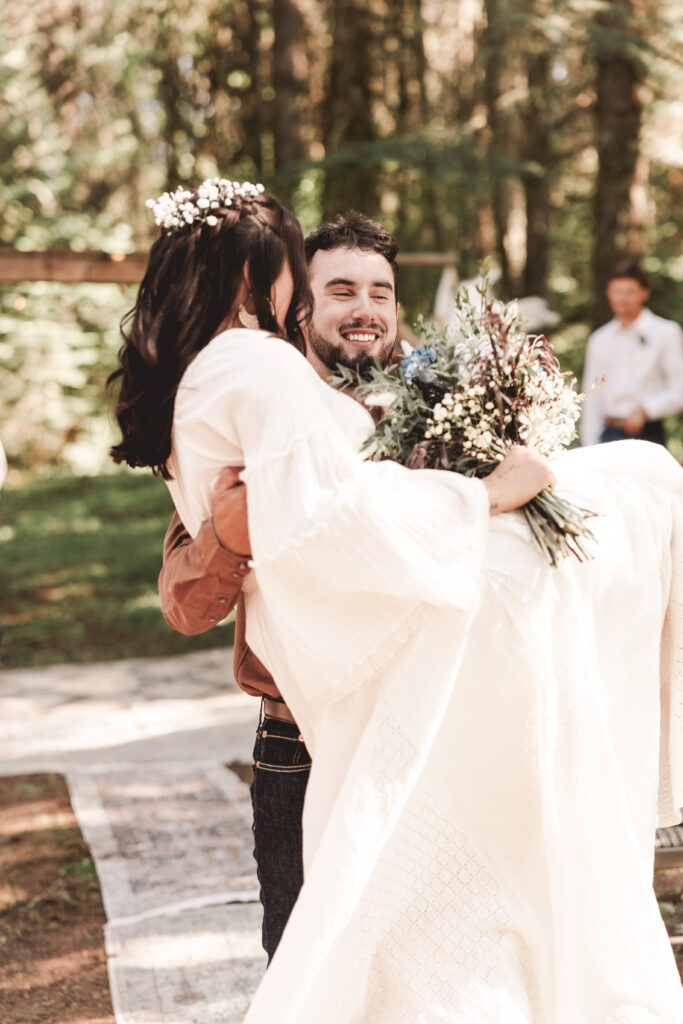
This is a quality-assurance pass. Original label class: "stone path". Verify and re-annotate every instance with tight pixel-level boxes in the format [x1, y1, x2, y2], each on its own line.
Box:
[2, 647, 682, 1022]
[0, 648, 267, 1024]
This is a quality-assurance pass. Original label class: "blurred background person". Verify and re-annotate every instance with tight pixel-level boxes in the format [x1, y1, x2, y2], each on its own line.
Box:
[581, 260, 683, 446]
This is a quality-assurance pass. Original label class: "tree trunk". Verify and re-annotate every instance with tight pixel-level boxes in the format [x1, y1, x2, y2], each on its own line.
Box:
[391, 0, 447, 249]
[237, 0, 265, 173]
[156, 46, 185, 187]
[395, 0, 429, 132]
[203, 0, 264, 175]
[521, 50, 551, 298]
[322, 0, 378, 218]
[482, 0, 513, 297]
[272, 0, 306, 199]
[591, 0, 642, 326]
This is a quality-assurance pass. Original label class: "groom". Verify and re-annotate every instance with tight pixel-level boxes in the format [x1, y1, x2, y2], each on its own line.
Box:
[159, 212, 400, 960]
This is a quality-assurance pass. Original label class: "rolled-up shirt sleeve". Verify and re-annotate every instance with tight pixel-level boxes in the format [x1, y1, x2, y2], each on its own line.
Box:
[159, 511, 250, 635]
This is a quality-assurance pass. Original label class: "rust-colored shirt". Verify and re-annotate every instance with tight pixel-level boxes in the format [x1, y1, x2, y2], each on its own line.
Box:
[159, 512, 281, 699]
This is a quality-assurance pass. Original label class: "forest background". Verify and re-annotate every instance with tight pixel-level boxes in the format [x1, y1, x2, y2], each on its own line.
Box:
[1, 0, 683, 667]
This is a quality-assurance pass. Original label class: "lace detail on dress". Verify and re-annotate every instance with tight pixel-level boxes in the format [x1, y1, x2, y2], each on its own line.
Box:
[356, 783, 536, 1023]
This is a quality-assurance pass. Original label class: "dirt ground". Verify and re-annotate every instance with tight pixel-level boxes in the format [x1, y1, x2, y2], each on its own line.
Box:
[0, 774, 115, 1024]
[654, 863, 683, 980]
[1, 773, 682, 1024]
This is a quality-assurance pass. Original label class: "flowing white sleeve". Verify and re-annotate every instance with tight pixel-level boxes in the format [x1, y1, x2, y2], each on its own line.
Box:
[245, 447, 490, 713]
[170, 331, 491, 713]
[243, 357, 491, 711]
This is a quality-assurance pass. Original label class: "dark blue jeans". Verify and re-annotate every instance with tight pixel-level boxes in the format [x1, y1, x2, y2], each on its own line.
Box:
[600, 419, 667, 445]
[251, 707, 311, 962]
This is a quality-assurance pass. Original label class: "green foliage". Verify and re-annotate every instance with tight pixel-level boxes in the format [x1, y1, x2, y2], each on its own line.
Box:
[0, 0, 680, 666]
[64, 857, 98, 881]
[1, 0, 683, 473]
[0, 469, 233, 668]
[0, 282, 135, 471]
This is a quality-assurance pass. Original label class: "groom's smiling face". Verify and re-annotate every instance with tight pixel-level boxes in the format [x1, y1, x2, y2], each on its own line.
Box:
[305, 247, 398, 378]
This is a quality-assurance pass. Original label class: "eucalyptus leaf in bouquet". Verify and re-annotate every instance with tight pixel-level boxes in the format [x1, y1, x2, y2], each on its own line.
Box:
[332, 282, 596, 567]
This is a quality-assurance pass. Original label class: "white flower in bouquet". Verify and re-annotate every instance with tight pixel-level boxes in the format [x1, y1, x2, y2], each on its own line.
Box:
[364, 390, 397, 410]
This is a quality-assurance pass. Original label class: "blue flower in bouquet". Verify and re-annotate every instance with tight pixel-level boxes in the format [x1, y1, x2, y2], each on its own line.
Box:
[401, 346, 437, 385]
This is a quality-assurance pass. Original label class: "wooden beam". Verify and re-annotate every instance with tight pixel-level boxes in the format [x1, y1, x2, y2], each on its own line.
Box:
[0, 248, 457, 284]
[398, 253, 457, 268]
[0, 249, 149, 284]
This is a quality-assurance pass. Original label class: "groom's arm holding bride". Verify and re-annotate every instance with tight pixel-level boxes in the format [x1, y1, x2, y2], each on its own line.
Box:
[160, 466, 283, 699]
[159, 448, 554, 634]
[159, 467, 250, 636]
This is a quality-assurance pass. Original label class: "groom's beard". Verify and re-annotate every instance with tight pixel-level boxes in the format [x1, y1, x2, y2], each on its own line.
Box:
[307, 321, 395, 379]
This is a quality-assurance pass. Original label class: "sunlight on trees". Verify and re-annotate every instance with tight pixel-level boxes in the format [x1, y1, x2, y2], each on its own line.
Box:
[1, 0, 682, 470]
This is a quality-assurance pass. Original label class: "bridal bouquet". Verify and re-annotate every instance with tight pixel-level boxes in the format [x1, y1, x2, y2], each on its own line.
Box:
[333, 285, 595, 567]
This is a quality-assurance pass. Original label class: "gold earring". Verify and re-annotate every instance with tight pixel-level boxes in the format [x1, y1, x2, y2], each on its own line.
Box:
[237, 304, 260, 330]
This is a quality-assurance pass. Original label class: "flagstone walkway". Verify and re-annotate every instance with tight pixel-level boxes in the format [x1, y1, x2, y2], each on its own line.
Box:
[2, 647, 682, 1022]
[0, 648, 266, 1024]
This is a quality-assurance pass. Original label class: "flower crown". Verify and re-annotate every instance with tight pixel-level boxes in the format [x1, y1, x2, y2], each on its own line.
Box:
[146, 178, 265, 231]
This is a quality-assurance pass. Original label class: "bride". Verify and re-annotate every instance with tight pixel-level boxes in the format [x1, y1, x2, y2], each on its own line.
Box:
[110, 179, 683, 1023]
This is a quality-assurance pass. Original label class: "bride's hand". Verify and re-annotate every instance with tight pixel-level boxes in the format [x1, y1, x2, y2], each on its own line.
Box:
[211, 466, 251, 555]
[483, 447, 556, 516]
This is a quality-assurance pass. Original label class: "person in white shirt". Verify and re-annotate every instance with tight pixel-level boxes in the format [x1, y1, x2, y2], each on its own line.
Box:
[581, 261, 683, 446]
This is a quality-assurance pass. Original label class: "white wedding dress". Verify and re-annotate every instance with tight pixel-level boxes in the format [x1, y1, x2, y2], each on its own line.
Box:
[166, 328, 683, 1024]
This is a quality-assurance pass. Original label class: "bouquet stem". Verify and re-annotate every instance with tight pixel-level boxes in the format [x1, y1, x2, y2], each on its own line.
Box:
[523, 488, 596, 567]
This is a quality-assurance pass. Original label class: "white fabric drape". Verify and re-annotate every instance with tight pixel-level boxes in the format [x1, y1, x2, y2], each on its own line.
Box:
[167, 329, 683, 1023]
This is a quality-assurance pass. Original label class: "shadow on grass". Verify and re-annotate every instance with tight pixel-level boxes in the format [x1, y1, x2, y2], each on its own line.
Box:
[0, 469, 234, 668]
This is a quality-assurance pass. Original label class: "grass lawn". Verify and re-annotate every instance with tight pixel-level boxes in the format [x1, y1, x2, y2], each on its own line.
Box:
[0, 469, 233, 668]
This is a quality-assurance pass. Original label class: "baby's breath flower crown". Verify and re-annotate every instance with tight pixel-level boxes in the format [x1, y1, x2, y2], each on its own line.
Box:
[332, 277, 596, 568]
[145, 178, 265, 232]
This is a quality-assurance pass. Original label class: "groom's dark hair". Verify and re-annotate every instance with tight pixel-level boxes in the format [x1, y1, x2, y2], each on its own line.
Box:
[305, 212, 399, 299]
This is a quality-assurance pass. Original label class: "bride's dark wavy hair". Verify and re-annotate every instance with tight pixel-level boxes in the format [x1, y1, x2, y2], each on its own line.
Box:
[108, 189, 311, 478]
